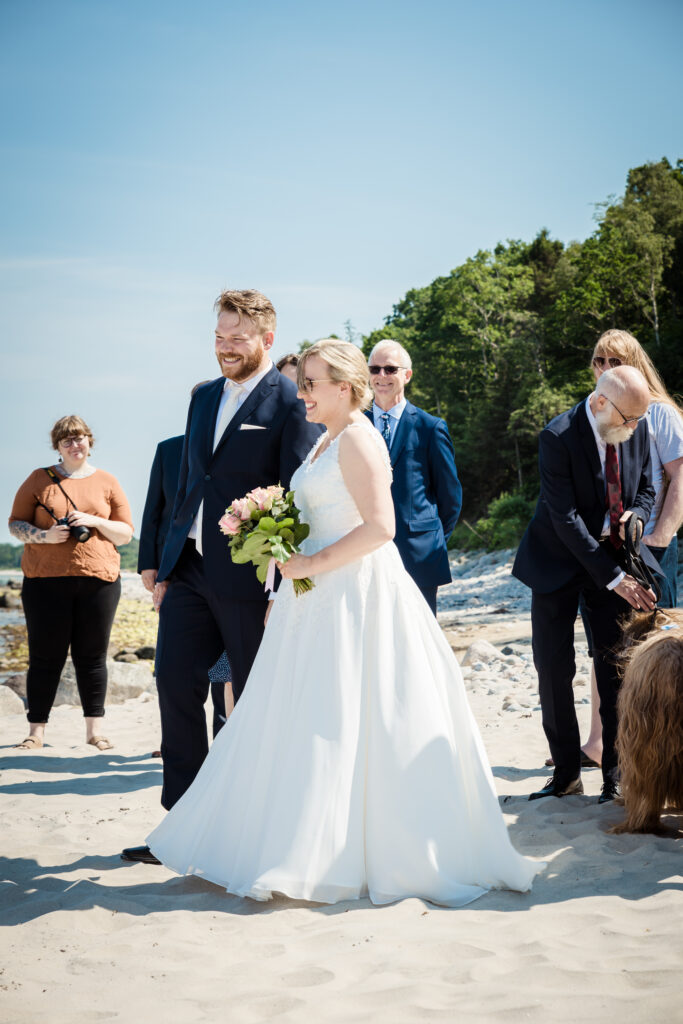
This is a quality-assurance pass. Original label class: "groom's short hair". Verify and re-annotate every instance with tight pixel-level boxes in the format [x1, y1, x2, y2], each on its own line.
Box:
[214, 289, 277, 335]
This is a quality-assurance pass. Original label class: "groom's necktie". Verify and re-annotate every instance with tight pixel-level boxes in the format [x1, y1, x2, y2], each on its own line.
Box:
[605, 443, 623, 549]
[195, 382, 244, 555]
[380, 413, 392, 449]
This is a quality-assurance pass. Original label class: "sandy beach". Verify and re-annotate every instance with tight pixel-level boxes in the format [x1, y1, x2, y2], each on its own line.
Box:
[1, 556, 681, 1023]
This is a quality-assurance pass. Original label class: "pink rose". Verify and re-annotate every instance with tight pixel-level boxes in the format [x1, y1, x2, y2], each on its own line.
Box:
[247, 486, 274, 512]
[231, 497, 257, 521]
[218, 513, 243, 536]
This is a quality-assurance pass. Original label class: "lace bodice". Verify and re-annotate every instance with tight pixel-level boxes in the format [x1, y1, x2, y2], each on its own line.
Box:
[290, 420, 392, 553]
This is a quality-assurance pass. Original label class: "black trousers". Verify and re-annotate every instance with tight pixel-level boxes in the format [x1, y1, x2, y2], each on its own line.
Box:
[22, 575, 121, 722]
[531, 568, 627, 785]
[155, 542, 268, 810]
[419, 586, 438, 616]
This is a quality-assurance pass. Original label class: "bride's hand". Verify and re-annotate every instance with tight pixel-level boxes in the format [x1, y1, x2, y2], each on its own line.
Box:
[276, 553, 312, 579]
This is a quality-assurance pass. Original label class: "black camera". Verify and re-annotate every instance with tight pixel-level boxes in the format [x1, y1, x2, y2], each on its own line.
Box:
[57, 516, 91, 543]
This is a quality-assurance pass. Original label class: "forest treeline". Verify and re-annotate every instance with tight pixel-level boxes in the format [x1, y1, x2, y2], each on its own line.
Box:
[362, 158, 683, 548]
[0, 539, 140, 571]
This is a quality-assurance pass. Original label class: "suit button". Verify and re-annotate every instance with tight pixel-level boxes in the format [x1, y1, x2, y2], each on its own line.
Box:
[204, 474, 211, 481]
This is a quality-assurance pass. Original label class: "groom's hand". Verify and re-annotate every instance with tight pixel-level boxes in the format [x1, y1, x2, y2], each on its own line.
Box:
[153, 580, 169, 612]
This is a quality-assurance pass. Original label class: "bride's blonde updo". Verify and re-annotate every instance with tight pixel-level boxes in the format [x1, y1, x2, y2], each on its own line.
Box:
[297, 339, 373, 410]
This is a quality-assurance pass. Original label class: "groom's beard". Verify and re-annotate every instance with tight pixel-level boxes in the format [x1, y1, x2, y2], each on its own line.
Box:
[595, 408, 636, 445]
[217, 342, 265, 382]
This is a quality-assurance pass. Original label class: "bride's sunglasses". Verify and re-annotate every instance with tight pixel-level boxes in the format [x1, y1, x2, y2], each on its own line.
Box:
[592, 355, 622, 369]
[369, 365, 408, 376]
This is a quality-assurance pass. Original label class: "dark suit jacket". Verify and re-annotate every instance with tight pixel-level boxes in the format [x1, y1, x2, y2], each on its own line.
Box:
[137, 435, 184, 573]
[366, 402, 462, 589]
[158, 368, 322, 601]
[512, 399, 657, 594]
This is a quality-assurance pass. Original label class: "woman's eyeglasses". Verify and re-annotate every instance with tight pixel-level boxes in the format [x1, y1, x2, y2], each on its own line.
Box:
[59, 436, 87, 447]
[369, 365, 408, 376]
[300, 378, 335, 393]
[592, 356, 622, 369]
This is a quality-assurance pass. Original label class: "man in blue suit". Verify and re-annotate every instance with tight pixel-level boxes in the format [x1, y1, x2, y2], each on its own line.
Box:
[138, 434, 184, 593]
[512, 366, 660, 804]
[365, 340, 462, 615]
[122, 290, 321, 863]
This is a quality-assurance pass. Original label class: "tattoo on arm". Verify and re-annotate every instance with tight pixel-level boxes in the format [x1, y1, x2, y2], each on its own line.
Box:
[9, 521, 49, 544]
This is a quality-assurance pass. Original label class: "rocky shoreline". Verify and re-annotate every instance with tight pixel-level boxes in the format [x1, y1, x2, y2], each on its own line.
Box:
[1, 545, 681, 718]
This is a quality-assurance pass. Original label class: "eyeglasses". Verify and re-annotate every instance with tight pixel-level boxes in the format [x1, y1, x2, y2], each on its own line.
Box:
[593, 355, 622, 369]
[300, 378, 335, 393]
[605, 396, 646, 427]
[59, 436, 87, 447]
[369, 365, 408, 376]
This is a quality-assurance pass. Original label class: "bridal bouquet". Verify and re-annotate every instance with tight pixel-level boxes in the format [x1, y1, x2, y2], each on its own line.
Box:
[219, 484, 314, 596]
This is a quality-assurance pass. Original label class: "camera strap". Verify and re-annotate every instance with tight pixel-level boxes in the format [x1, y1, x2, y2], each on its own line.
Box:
[33, 496, 59, 523]
[43, 467, 80, 514]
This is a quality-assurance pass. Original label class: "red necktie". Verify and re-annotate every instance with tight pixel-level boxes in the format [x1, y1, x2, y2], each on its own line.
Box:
[605, 443, 623, 549]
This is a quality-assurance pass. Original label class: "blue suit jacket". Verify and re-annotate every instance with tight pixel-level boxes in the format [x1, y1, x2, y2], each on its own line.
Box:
[366, 402, 462, 589]
[137, 435, 184, 573]
[158, 368, 323, 601]
[512, 399, 657, 594]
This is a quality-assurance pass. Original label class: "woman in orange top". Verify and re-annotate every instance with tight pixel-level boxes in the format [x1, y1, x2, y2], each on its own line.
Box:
[9, 415, 134, 751]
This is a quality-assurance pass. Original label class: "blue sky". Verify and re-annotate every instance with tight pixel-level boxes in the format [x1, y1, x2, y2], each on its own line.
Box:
[1, 0, 681, 543]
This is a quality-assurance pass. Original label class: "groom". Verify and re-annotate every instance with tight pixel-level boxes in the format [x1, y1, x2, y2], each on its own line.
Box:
[122, 289, 321, 864]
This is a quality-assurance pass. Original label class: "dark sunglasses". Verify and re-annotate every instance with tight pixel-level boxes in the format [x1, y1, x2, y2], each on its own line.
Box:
[369, 365, 407, 376]
[592, 355, 622, 369]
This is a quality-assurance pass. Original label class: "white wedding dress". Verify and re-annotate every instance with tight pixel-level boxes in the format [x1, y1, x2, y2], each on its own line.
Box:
[148, 422, 543, 905]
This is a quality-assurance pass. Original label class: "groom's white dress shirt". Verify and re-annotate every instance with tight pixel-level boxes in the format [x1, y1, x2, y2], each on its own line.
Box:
[189, 362, 273, 552]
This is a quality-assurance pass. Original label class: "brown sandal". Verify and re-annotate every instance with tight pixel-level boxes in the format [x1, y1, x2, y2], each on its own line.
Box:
[87, 736, 114, 751]
[14, 736, 44, 750]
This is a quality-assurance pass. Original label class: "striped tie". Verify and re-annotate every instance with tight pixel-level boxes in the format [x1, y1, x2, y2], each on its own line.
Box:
[605, 443, 623, 549]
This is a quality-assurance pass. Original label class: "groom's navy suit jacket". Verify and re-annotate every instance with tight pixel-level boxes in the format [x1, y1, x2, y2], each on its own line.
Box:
[512, 399, 658, 594]
[366, 402, 462, 589]
[158, 368, 322, 601]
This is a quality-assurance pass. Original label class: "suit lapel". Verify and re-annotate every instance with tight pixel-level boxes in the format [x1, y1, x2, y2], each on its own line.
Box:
[577, 400, 605, 510]
[211, 368, 279, 458]
[204, 379, 225, 458]
[389, 403, 415, 467]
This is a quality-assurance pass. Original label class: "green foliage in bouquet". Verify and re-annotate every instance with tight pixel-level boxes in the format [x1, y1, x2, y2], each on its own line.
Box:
[219, 485, 314, 595]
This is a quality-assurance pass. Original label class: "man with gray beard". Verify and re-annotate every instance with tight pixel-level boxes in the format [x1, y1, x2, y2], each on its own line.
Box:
[513, 366, 663, 804]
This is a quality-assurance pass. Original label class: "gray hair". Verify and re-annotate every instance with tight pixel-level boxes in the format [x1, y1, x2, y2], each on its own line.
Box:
[368, 338, 412, 371]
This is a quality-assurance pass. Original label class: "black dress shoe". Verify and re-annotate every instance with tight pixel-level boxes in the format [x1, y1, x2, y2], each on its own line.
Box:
[529, 774, 584, 801]
[598, 778, 620, 804]
[121, 844, 161, 864]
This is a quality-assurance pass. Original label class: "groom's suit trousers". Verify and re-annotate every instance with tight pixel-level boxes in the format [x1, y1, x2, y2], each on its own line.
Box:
[156, 541, 267, 810]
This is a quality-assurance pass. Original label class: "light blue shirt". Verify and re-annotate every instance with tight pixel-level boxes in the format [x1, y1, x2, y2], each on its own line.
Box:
[644, 401, 683, 535]
[372, 399, 406, 449]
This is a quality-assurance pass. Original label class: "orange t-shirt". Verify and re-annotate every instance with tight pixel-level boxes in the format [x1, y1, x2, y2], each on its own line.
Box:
[9, 467, 134, 583]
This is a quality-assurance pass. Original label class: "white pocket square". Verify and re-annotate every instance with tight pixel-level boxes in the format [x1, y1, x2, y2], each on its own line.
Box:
[239, 423, 267, 430]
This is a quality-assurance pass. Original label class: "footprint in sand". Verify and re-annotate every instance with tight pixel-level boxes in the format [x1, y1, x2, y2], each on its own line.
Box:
[280, 966, 335, 988]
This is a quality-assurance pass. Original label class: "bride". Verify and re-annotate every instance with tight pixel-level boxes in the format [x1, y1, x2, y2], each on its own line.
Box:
[147, 339, 543, 906]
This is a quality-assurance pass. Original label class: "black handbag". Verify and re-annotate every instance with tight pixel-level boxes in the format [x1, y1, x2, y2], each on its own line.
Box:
[622, 514, 661, 603]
